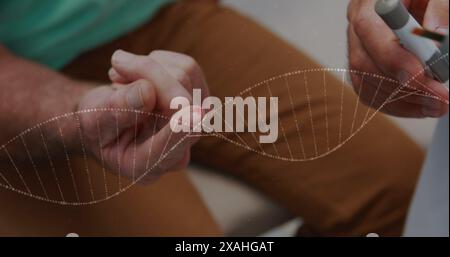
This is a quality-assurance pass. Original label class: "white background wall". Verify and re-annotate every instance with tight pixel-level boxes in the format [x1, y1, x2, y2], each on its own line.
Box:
[222, 0, 439, 148]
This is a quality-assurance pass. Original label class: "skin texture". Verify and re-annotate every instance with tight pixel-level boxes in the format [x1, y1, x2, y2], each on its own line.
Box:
[0, 46, 208, 184]
[347, 0, 449, 118]
[79, 50, 210, 184]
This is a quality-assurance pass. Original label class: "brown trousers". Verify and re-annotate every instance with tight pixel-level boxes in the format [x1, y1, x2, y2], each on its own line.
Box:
[0, 1, 424, 236]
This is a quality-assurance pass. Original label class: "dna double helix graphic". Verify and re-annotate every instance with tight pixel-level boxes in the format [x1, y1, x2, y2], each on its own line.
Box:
[0, 65, 448, 205]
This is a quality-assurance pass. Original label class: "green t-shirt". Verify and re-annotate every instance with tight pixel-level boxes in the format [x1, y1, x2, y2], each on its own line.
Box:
[0, 0, 169, 69]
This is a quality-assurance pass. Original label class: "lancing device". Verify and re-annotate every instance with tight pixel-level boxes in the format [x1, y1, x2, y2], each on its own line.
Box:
[375, 0, 449, 83]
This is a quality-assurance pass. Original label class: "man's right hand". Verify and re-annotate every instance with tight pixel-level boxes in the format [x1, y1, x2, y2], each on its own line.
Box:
[77, 50, 208, 184]
[347, 0, 449, 118]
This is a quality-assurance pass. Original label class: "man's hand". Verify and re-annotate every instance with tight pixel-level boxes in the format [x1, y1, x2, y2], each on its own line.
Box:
[347, 0, 449, 118]
[77, 50, 209, 184]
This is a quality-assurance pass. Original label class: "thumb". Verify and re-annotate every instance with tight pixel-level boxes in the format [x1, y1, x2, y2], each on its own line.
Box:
[111, 50, 192, 111]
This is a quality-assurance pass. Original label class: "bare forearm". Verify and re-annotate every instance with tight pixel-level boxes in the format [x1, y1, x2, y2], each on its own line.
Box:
[0, 46, 94, 158]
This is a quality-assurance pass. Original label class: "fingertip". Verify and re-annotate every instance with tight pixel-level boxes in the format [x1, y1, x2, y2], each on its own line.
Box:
[413, 77, 450, 102]
[422, 104, 449, 118]
[111, 49, 123, 65]
[111, 49, 135, 68]
[429, 81, 449, 102]
[108, 67, 124, 83]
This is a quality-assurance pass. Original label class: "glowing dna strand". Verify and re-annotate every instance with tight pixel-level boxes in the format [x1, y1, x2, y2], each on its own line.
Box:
[0, 110, 181, 206]
[208, 67, 448, 162]
[0, 66, 447, 205]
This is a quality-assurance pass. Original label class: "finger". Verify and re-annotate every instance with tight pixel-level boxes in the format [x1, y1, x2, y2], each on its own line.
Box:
[138, 148, 191, 185]
[353, 9, 449, 101]
[150, 63, 194, 94]
[348, 23, 403, 93]
[350, 61, 448, 108]
[353, 9, 422, 79]
[355, 78, 444, 118]
[355, 75, 443, 106]
[109, 79, 156, 113]
[348, 24, 416, 105]
[110, 63, 195, 91]
[382, 100, 433, 118]
[108, 67, 130, 84]
[110, 50, 210, 98]
[136, 106, 203, 180]
[348, 24, 391, 87]
[357, 75, 447, 117]
[101, 79, 157, 145]
[347, 49, 447, 117]
[149, 50, 210, 98]
[111, 50, 193, 111]
[110, 50, 211, 100]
